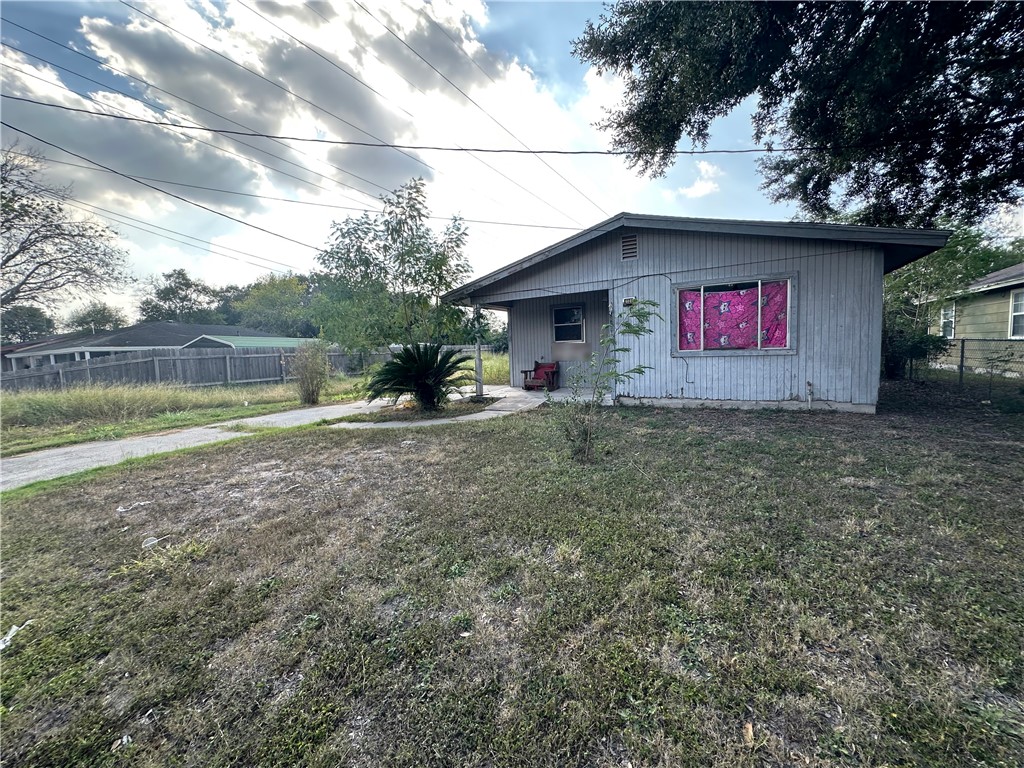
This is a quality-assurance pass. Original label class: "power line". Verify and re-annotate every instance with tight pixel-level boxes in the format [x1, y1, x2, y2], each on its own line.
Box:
[118, 1, 437, 177]
[2, 121, 324, 251]
[350, 0, 607, 218]
[0, 56, 388, 205]
[56, 194, 290, 274]
[1, 21, 388, 206]
[298, 0, 571, 224]
[10, 150, 582, 233]
[1, 96, 851, 157]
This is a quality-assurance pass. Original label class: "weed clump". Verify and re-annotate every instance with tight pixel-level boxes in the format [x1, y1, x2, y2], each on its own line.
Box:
[290, 340, 331, 405]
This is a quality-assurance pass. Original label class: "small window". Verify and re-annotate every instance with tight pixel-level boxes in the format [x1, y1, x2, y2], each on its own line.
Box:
[677, 279, 790, 351]
[940, 304, 955, 339]
[553, 305, 584, 342]
[1011, 290, 1024, 339]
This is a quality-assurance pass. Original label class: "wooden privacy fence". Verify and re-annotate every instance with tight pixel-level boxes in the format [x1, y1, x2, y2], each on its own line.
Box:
[0, 347, 391, 393]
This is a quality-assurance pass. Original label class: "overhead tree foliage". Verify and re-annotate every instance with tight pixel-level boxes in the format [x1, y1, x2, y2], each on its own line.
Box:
[316, 178, 471, 349]
[1, 145, 131, 306]
[64, 301, 128, 334]
[0, 305, 55, 345]
[138, 269, 224, 324]
[573, 2, 1024, 227]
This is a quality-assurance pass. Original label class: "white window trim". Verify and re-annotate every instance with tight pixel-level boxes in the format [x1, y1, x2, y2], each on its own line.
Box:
[552, 304, 585, 343]
[940, 303, 956, 339]
[673, 277, 793, 354]
[1010, 288, 1024, 339]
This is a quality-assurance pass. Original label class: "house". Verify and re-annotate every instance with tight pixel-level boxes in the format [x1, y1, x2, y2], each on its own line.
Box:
[929, 262, 1024, 341]
[2, 321, 284, 370]
[444, 213, 950, 413]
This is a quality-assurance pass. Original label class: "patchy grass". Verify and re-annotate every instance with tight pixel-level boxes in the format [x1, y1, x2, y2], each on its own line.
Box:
[324, 397, 497, 424]
[2, 381, 1022, 766]
[0, 378, 367, 456]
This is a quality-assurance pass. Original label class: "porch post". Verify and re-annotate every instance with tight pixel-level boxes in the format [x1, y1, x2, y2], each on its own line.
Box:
[474, 304, 484, 398]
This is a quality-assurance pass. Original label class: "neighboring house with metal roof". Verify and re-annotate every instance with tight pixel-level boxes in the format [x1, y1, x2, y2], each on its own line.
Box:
[2, 321, 286, 370]
[928, 262, 1024, 341]
[182, 335, 312, 350]
[444, 213, 950, 413]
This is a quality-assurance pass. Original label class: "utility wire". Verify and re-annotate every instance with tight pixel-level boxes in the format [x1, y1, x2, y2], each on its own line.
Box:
[1, 21, 388, 206]
[350, 0, 607, 218]
[118, 1, 437, 176]
[1, 56, 388, 205]
[56, 194, 290, 274]
[299, 0, 568, 224]
[2, 121, 323, 251]
[3, 95, 866, 158]
[10, 150, 582, 232]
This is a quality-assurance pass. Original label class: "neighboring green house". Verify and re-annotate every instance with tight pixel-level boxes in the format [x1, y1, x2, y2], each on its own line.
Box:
[929, 262, 1024, 378]
[929, 262, 1024, 340]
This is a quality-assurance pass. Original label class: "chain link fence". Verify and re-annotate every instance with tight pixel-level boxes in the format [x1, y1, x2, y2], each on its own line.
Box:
[918, 338, 1024, 399]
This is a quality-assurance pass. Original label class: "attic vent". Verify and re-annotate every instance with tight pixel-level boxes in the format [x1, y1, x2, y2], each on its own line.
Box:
[621, 234, 638, 259]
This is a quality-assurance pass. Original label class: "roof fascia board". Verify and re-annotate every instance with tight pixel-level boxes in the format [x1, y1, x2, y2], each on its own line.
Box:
[444, 213, 951, 303]
[6, 344, 162, 359]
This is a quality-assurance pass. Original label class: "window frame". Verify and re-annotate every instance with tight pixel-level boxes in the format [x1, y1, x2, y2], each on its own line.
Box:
[939, 303, 956, 339]
[1010, 289, 1024, 339]
[552, 304, 585, 343]
[671, 274, 796, 356]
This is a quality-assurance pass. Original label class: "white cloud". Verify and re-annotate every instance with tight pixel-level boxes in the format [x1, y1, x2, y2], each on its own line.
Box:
[669, 160, 724, 200]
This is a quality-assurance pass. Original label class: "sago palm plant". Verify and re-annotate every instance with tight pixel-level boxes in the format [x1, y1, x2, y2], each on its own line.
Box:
[366, 343, 474, 411]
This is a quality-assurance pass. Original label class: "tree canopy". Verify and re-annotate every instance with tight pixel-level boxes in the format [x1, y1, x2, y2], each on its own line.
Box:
[0, 305, 55, 345]
[138, 269, 224, 324]
[317, 178, 471, 349]
[2, 145, 131, 306]
[63, 301, 128, 334]
[573, 1, 1024, 227]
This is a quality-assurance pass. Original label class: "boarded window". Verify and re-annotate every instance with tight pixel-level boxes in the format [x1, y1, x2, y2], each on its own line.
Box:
[678, 280, 790, 351]
[553, 306, 584, 342]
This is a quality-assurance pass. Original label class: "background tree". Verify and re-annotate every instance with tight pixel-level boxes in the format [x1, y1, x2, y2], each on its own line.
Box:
[63, 301, 128, 334]
[2, 145, 132, 305]
[0, 305, 55, 345]
[317, 178, 471, 349]
[138, 269, 223, 324]
[236, 274, 318, 337]
[574, 2, 1024, 227]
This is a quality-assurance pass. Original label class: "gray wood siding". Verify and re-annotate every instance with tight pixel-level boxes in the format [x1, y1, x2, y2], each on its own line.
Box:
[477, 229, 884, 405]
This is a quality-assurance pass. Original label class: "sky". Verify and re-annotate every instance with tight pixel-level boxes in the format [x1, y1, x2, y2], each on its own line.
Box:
[3, 0, 805, 320]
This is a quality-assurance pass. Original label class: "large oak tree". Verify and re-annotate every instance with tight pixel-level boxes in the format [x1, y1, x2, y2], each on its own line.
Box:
[574, 1, 1024, 227]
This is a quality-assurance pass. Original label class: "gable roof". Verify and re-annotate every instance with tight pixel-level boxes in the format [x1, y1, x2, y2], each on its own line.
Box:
[963, 262, 1024, 294]
[5, 322, 275, 358]
[443, 212, 951, 304]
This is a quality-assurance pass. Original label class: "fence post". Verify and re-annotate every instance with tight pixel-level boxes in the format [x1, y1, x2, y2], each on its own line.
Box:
[225, 354, 232, 384]
[58, 367, 65, 391]
[958, 339, 966, 388]
[280, 354, 287, 383]
[153, 356, 161, 384]
[85, 356, 92, 385]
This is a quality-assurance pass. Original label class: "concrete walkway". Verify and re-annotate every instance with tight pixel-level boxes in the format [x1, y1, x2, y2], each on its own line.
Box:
[0, 386, 547, 492]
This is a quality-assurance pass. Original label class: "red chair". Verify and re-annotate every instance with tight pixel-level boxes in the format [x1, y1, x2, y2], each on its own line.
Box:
[521, 361, 559, 391]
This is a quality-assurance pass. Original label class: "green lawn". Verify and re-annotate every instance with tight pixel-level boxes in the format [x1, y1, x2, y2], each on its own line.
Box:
[1, 381, 1021, 766]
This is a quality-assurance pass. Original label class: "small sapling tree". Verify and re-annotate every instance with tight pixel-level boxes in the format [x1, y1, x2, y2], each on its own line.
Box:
[551, 299, 659, 461]
[291, 340, 331, 405]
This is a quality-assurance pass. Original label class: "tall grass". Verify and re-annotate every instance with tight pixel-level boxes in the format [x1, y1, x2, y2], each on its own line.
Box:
[0, 379, 361, 429]
[476, 352, 509, 386]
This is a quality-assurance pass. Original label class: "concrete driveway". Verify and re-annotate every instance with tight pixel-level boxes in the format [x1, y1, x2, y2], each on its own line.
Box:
[0, 387, 544, 492]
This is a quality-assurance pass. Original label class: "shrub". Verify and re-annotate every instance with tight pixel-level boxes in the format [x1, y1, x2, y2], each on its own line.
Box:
[366, 343, 473, 411]
[291, 340, 331, 405]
